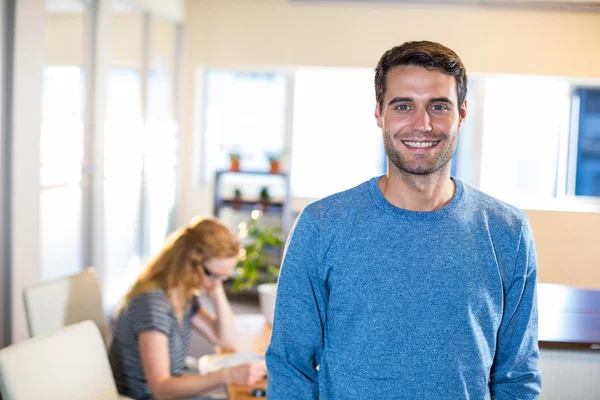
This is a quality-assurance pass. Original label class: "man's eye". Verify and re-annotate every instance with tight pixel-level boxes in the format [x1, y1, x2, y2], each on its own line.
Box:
[432, 104, 448, 111]
[395, 104, 409, 111]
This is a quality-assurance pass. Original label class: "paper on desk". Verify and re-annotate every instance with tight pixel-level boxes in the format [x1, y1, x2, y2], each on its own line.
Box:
[198, 352, 265, 375]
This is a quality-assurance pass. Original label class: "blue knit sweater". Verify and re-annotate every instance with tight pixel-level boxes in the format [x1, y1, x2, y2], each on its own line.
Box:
[266, 177, 541, 399]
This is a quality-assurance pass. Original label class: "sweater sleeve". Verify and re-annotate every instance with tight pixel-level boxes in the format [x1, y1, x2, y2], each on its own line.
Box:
[490, 218, 542, 399]
[266, 210, 325, 400]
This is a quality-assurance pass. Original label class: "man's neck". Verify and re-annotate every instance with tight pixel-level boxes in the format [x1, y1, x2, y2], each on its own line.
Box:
[378, 168, 456, 212]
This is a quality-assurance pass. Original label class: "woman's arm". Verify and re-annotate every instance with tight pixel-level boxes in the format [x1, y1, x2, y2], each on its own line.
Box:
[138, 330, 266, 400]
[191, 282, 238, 351]
[191, 307, 219, 345]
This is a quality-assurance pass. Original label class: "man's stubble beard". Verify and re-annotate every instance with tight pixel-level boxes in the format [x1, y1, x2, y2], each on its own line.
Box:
[382, 129, 457, 176]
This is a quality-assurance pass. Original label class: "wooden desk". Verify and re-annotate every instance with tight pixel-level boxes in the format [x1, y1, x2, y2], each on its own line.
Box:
[227, 314, 272, 400]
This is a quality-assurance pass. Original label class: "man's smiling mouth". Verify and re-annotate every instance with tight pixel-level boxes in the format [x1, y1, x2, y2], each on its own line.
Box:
[402, 141, 440, 148]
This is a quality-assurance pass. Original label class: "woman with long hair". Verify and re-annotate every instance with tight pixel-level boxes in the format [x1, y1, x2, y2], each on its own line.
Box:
[109, 216, 267, 400]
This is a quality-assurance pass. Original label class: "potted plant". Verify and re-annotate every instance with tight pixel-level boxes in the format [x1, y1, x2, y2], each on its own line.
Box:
[233, 213, 284, 325]
[266, 151, 282, 174]
[259, 186, 270, 211]
[229, 152, 241, 172]
[232, 187, 243, 210]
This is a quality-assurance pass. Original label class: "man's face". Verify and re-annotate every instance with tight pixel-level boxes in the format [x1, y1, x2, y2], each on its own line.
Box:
[375, 65, 467, 176]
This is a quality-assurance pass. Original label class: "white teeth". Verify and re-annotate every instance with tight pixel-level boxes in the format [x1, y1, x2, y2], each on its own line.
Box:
[403, 141, 439, 148]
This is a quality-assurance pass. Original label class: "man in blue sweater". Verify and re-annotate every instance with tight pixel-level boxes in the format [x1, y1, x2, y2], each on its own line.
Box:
[266, 41, 542, 399]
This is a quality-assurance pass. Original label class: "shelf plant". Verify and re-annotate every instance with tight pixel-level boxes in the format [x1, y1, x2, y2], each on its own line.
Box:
[259, 186, 271, 211]
[266, 151, 282, 174]
[232, 187, 243, 210]
[232, 212, 284, 293]
[229, 152, 241, 172]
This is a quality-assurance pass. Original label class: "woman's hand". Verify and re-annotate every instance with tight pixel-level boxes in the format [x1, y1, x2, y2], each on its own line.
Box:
[204, 281, 228, 306]
[202, 277, 223, 294]
[225, 361, 268, 386]
[192, 281, 238, 351]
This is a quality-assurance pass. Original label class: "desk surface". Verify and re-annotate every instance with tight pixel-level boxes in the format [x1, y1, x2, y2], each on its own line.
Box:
[227, 315, 272, 400]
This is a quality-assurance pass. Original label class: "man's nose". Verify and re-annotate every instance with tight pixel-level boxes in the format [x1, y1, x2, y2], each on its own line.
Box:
[411, 108, 433, 133]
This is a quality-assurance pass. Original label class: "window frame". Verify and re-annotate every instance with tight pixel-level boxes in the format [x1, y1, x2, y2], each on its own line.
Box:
[567, 83, 600, 202]
[194, 67, 600, 213]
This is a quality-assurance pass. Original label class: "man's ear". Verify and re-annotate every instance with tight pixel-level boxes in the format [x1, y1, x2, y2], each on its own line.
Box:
[375, 102, 383, 129]
[458, 99, 467, 129]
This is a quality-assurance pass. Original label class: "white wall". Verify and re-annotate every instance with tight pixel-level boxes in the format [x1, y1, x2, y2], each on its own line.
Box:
[129, 0, 182, 22]
[182, 0, 600, 74]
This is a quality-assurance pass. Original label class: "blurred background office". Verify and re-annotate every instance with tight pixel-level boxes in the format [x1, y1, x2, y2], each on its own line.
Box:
[1, 0, 600, 398]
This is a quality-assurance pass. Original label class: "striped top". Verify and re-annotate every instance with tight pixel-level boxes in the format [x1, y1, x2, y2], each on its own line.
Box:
[109, 290, 200, 400]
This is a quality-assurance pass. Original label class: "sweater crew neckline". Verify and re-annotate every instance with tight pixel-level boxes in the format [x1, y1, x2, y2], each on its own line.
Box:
[368, 175, 465, 221]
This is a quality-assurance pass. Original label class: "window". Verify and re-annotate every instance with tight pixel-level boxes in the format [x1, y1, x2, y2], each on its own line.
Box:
[572, 88, 600, 197]
[478, 76, 570, 204]
[103, 8, 181, 311]
[199, 68, 600, 208]
[451, 80, 479, 187]
[144, 16, 179, 257]
[40, 66, 85, 187]
[40, 65, 86, 282]
[202, 70, 287, 182]
[40, 0, 92, 283]
[291, 67, 384, 198]
[103, 67, 144, 308]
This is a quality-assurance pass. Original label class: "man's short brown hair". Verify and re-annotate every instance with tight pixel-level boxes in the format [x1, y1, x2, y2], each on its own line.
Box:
[375, 41, 468, 112]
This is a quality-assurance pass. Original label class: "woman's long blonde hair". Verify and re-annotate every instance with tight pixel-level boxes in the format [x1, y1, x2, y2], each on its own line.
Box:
[122, 216, 241, 309]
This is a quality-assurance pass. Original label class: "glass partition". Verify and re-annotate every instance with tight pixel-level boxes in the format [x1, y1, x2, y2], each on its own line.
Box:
[103, 1, 144, 309]
[40, 0, 91, 281]
[143, 16, 179, 257]
[103, 8, 181, 310]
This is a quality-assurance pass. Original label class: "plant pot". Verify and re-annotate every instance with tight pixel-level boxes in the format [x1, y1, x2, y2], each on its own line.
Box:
[232, 198, 243, 210]
[259, 199, 269, 211]
[257, 283, 277, 326]
[229, 158, 240, 172]
[269, 160, 281, 174]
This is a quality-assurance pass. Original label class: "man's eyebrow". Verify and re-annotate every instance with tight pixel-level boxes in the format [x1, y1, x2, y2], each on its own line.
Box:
[387, 97, 455, 107]
[429, 97, 454, 105]
[387, 97, 413, 107]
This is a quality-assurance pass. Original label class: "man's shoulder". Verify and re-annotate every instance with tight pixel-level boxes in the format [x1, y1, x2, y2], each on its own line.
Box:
[462, 182, 528, 230]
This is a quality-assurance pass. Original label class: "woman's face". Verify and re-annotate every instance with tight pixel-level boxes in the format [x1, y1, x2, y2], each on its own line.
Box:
[191, 255, 238, 291]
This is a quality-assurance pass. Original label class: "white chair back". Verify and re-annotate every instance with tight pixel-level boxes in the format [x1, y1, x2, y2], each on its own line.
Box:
[0, 320, 121, 400]
[22, 267, 110, 345]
